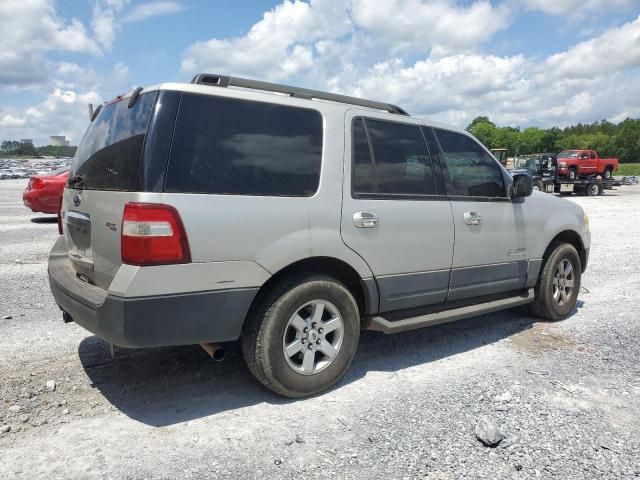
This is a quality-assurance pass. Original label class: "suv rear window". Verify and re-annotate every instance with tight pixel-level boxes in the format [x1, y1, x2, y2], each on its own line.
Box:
[70, 92, 157, 191]
[165, 93, 323, 196]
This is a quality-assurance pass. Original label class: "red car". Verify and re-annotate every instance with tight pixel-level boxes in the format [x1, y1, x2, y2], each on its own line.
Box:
[23, 168, 69, 214]
[556, 150, 619, 180]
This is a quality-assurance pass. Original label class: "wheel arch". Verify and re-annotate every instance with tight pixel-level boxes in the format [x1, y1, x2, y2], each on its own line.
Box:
[249, 256, 378, 318]
[545, 230, 587, 273]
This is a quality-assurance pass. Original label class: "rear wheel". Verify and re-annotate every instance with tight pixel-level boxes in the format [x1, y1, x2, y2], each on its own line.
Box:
[529, 242, 581, 321]
[603, 168, 613, 179]
[586, 183, 601, 196]
[242, 275, 360, 397]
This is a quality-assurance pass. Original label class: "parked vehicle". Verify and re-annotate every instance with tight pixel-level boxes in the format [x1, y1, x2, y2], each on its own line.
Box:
[48, 75, 591, 397]
[510, 154, 557, 190]
[556, 150, 618, 180]
[23, 168, 69, 214]
[622, 176, 639, 185]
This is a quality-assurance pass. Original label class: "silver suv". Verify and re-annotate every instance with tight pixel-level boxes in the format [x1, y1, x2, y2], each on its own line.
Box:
[49, 74, 590, 397]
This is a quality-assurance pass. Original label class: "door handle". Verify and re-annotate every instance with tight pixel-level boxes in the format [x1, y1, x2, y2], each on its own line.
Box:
[353, 212, 379, 228]
[463, 211, 482, 225]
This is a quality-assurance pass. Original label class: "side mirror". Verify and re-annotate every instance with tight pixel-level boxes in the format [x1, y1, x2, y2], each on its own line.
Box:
[510, 173, 533, 199]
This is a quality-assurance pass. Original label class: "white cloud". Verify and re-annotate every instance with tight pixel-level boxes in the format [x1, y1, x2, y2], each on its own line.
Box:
[91, 0, 130, 50]
[181, 0, 511, 80]
[122, 1, 185, 23]
[181, 2, 640, 130]
[0, 88, 103, 144]
[350, 0, 511, 56]
[522, 0, 634, 16]
[181, 0, 353, 80]
[0, 61, 133, 144]
[0, 115, 27, 128]
[0, 0, 100, 85]
[545, 15, 640, 75]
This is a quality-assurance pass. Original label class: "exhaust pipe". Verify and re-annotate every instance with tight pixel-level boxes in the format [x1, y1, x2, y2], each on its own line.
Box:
[199, 342, 225, 362]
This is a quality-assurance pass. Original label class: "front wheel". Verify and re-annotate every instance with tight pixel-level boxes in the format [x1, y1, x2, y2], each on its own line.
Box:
[242, 275, 360, 397]
[529, 242, 582, 321]
[568, 168, 578, 180]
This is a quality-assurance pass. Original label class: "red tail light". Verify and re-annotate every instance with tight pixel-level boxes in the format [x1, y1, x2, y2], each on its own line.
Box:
[30, 178, 45, 190]
[121, 203, 191, 266]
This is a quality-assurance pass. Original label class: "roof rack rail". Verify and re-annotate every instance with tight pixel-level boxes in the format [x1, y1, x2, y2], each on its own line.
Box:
[190, 73, 409, 116]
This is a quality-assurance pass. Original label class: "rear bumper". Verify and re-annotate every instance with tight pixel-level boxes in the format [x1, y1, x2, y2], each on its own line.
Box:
[48, 238, 258, 348]
[23, 190, 59, 214]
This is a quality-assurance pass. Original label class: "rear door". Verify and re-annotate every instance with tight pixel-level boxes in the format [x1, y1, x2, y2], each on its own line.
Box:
[341, 112, 454, 312]
[63, 91, 159, 289]
[431, 128, 529, 302]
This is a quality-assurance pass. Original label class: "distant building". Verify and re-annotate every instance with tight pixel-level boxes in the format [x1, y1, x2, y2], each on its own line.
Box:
[50, 135, 70, 147]
[20, 139, 34, 145]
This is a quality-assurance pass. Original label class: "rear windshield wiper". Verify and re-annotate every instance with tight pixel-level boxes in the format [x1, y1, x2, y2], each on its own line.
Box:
[68, 174, 85, 190]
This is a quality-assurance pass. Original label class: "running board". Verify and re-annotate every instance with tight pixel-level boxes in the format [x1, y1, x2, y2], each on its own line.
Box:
[365, 289, 534, 334]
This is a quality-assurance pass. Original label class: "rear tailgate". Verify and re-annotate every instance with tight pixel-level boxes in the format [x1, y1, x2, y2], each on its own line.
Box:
[63, 189, 139, 289]
[62, 91, 158, 290]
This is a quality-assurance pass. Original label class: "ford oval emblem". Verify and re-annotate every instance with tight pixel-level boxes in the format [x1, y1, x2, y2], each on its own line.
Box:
[72, 194, 81, 207]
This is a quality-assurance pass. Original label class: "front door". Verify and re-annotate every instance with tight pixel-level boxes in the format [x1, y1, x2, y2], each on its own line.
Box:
[341, 112, 454, 313]
[430, 127, 529, 302]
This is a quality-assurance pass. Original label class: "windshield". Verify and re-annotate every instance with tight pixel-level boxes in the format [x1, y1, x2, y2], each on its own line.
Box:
[515, 157, 541, 169]
[70, 92, 157, 191]
[558, 150, 579, 159]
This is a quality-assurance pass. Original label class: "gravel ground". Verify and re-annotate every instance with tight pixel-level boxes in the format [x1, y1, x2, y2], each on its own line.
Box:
[0, 178, 639, 479]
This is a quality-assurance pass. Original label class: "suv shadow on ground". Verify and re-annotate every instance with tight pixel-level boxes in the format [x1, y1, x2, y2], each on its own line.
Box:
[78, 304, 581, 427]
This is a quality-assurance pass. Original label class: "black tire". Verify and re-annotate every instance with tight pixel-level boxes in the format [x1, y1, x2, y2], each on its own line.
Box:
[586, 183, 600, 196]
[242, 275, 360, 398]
[533, 180, 543, 191]
[568, 168, 578, 180]
[603, 168, 612, 179]
[529, 242, 582, 321]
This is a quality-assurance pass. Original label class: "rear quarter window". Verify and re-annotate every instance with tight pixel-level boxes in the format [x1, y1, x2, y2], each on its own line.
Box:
[164, 93, 323, 196]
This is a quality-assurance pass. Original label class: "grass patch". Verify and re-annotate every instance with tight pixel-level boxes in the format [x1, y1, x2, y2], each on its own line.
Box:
[617, 163, 640, 176]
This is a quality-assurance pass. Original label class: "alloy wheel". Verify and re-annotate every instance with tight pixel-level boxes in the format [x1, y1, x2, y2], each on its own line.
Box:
[282, 300, 344, 375]
[552, 258, 575, 306]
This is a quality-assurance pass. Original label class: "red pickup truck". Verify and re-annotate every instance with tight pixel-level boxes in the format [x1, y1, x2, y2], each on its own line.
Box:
[556, 150, 619, 180]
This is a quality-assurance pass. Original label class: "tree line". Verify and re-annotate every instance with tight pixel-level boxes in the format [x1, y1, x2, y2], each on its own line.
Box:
[1, 140, 77, 158]
[466, 117, 640, 163]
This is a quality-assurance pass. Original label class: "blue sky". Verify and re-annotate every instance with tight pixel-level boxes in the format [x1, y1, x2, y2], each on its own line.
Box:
[1, 0, 639, 145]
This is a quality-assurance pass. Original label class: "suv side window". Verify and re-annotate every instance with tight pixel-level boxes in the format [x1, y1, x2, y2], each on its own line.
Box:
[352, 118, 377, 194]
[434, 128, 506, 198]
[165, 93, 322, 196]
[590, 151, 597, 159]
[352, 118, 437, 196]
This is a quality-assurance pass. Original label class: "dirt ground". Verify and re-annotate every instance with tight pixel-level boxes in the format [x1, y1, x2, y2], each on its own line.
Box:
[1, 179, 639, 479]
